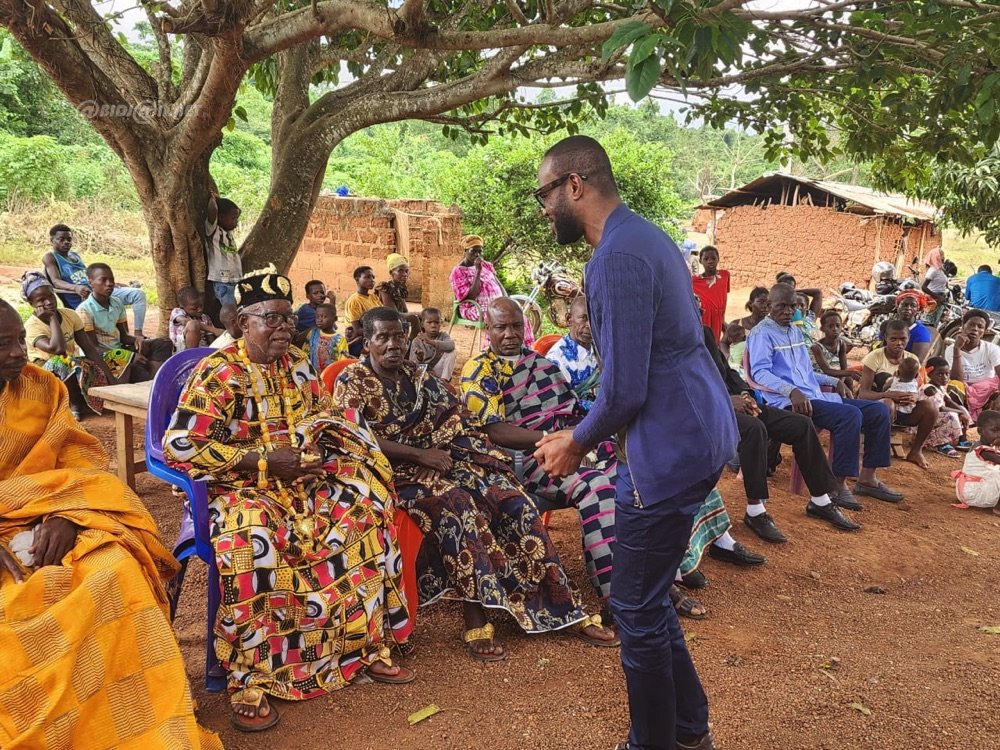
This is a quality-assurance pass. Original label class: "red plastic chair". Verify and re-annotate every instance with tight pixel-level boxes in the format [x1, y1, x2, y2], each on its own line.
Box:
[393, 508, 424, 623]
[533, 334, 562, 357]
[321, 357, 359, 393]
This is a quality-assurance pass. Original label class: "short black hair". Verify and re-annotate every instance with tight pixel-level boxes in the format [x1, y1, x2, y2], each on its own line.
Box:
[819, 309, 843, 325]
[979, 264, 993, 274]
[746, 286, 769, 312]
[361, 307, 401, 339]
[216, 197, 239, 217]
[86, 262, 112, 280]
[177, 286, 200, 304]
[49, 224, 71, 236]
[314, 303, 337, 314]
[963, 308, 991, 326]
[305, 279, 325, 293]
[420, 307, 441, 320]
[776, 271, 796, 286]
[925, 356, 949, 371]
[977, 409, 1000, 431]
[542, 135, 618, 196]
[884, 319, 908, 335]
[699, 245, 719, 258]
[354, 265, 373, 282]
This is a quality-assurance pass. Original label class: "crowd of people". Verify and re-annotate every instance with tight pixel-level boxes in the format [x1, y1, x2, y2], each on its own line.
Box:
[3, 135, 999, 750]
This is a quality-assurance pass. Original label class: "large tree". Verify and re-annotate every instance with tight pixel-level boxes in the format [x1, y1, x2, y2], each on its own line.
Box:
[2, 1, 999, 323]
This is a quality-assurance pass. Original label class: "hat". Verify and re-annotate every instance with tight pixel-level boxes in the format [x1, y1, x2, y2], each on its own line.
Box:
[235, 265, 293, 309]
[461, 235, 484, 251]
[21, 271, 52, 301]
[387, 253, 408, 272]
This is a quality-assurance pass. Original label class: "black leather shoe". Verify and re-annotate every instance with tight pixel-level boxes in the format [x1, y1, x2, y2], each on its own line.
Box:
[853, 481, 904, 503]
[806, 500, 861, 531]
[708, 541, 766, 566]
[743, 511, 788, 544]
[679, 569, 708, 589]
[677, 731, 717, 750]
[830, 487, 864, 511]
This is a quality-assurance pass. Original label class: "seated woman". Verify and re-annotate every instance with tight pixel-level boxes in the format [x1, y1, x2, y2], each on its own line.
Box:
[375, 253, 422, 340]
[21, 271, 122, 420]
[895, 291, 933, 363]
[945, 309, 1000, 421]
[163, 269, 413, 733]
[856, 319, 939, 468]
[449, 235, 534, 346]
[333, 307, 616, 662]
[722, 286, 769, 359]
[0, 300, 219, 749]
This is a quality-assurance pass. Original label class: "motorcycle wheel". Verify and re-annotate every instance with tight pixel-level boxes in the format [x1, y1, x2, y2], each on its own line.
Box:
[547, 297, 571, 328]
[510, 295, 543, 335]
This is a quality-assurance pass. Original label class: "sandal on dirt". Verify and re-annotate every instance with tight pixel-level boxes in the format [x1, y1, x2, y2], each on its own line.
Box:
[573, 613, 621, 648]
[367, 646, 416, 684]
[956, 439, 974, 451]
[670, 585, 708, 620]
[392, 640, 417, 658]
[230, 687, 280, 732]
[934, 444, 961, 458]
[463, 622, 507, 662]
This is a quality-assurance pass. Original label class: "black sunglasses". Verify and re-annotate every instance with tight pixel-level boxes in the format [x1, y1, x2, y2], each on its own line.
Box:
[533, 173, 587, 207]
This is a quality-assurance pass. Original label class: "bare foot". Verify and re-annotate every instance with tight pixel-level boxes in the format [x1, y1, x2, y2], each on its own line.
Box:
[463, 601, 505, 660]
[369, 660, 404, 678]
[905, 449, 930, 469]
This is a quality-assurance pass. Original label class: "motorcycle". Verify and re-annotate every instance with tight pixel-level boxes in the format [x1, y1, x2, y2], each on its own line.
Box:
[829, 283, 899, 349]
[510, 260, 582, 332]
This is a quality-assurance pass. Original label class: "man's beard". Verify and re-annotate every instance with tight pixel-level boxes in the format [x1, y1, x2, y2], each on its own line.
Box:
[551, 194, 584, 245]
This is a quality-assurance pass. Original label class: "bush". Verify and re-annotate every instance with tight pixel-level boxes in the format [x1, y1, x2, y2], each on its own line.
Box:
[0, 134, 70, 204]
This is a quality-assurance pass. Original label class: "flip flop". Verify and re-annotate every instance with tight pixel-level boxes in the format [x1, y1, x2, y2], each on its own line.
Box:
[366, 646, 417, 683]
[463, 622, 507, 662]
[230, 687, 280, 733]
[934, 444, 961, 458]
[573, 613, 620, 648]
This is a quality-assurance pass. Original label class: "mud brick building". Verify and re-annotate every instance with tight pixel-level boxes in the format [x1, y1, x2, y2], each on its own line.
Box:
[698, 174, 940, 290]
[287, 195, 464, 315]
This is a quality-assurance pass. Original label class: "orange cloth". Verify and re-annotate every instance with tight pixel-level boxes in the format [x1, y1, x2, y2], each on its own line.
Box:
[0, 365, 221, 750]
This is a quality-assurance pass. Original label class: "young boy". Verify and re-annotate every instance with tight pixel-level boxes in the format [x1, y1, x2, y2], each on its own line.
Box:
[210, 303, 242, 350]
[953, 409, 1000, 514]
[409, 307, 457, 380]
[302, 303, 348, 373]
[205, 195, 242, 306]
[169, 286, 222, 352]
[296, 280, 335, 332]
[76, 263, 173, 381]
[345, 266, 379, 356]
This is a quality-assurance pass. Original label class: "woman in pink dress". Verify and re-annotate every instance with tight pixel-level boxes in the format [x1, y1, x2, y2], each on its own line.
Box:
[450, 235, 534, 346]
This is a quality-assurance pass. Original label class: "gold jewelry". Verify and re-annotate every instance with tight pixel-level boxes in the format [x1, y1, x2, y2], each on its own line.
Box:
[257, 454, 268, 489]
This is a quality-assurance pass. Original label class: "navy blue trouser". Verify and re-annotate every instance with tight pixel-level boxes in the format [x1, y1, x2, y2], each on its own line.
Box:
[808, 398, 892, 478]
[610, 463, 721, 750]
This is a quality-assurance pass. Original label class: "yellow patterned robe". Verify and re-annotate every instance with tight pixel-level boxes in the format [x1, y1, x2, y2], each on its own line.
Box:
[0, 364, 221, 750]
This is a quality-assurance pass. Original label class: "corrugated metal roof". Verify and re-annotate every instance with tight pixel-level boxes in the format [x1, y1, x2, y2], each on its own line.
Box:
[703, 173, 939, 222]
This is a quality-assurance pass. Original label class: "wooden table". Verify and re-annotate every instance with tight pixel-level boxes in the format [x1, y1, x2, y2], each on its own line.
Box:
[89, 381, 153, 489]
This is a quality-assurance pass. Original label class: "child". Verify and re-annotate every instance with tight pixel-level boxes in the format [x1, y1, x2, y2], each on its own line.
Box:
[76, 263, 173, 382]
[725, 321, 746, 376]
[409, 307, 457, 380]
[885, 356, 921, 414]
[205, 195, 242, 306]
[794, 293, 818, 340]
[952, 409, 1000, 513]
[691, 245, 729, 341]
[296, 279, 335, 333]
[811, 310, 861, 386]
[169, 286, 222, 352]
[924, 356, 972, 455]
[303, 303, 348, 373]
[345, 266, 379, 356]
[210, 303, 242, 350]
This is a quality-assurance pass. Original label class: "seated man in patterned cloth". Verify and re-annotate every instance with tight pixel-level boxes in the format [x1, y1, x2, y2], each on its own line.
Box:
[545, 295, 600, 411]
[334, 306, 617, 662]
[461, 298, 765, 618]
[0, 300, 219, 749]
[164, 269, 413, 733]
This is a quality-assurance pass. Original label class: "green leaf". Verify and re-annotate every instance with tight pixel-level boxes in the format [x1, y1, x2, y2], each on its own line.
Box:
[601, 20, 652, 61]
[849, 702, 872, 716]
[960, 546, 981, 556]
[631, 33, 662, 64]
[626, 54, 661, 102]
[978, 625, 1000, 634]
[234, 106, 248, 122]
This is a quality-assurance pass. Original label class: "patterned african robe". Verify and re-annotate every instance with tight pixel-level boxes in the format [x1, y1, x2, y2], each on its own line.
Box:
[333, 358, 587, 633]
[162, 344, 411, 700]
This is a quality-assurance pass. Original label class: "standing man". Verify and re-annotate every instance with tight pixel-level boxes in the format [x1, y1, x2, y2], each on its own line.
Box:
[533, 136, 737, 750]
[965, 265, 1000, 312]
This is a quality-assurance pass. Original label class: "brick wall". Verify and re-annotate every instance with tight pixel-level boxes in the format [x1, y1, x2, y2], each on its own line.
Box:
[287, 195, 464, 316]
[710, 204, 936, 290]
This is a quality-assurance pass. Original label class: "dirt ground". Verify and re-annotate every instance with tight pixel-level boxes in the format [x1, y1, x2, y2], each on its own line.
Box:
[75, 304, 998, 750]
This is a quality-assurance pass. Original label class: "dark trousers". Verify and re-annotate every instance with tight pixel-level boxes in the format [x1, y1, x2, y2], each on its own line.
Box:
[809, 398, 892, 478]
[736, 406, 839, 500]
[610, 463, 720, 750]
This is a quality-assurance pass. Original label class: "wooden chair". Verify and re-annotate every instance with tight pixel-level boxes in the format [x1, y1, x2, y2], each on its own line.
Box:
[448, 299, 485, 354]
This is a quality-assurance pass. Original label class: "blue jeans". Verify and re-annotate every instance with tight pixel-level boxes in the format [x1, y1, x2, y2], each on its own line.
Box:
[808, 398, 891, 478]
[212, 281, 237, 307]
[111, 286, 147, 332]
[611, 463, 720, 750]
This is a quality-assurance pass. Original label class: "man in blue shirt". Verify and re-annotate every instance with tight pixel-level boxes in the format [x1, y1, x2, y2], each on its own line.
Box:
[964, 265, 1000, 312]
[533, 136, 737, 750]
[747, 283, 903, 512]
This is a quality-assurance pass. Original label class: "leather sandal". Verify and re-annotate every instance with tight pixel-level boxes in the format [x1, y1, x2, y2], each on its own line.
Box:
[463, 622, 507, 662]
[366, 646, 416, 684]
[573, 613, 620, 648]
[230, 687, 280, 733]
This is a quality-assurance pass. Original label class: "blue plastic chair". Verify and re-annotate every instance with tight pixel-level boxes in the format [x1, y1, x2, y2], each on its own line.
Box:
[143, 346, 226, 692]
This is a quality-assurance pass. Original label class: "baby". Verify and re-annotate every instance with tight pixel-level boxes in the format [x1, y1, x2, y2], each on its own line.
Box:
[953, 409, 1000, 514]
[725, 321, 746, 374]
[886, 357, 920, 414]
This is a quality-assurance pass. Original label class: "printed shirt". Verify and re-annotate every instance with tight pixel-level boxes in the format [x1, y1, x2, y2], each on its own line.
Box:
[204, 218, 242, 283]
[545, 334, 600, 411]
[944, 341, 1000, 384]
[77, 295, 127, 351]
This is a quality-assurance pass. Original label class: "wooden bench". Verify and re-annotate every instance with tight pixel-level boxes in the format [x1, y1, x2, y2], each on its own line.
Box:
[88, 381, 153, 490]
